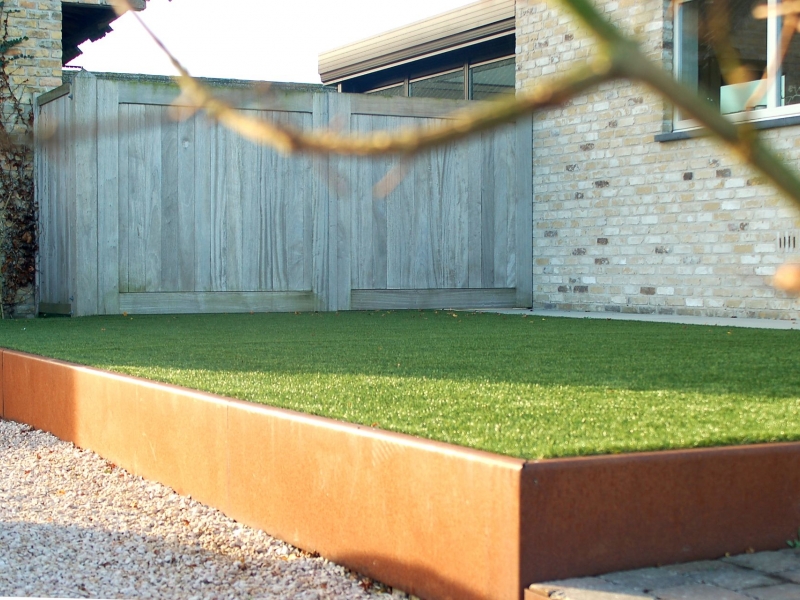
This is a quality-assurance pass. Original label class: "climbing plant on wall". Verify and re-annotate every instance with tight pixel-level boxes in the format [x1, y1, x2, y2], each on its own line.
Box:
[0, 0, 35, 318]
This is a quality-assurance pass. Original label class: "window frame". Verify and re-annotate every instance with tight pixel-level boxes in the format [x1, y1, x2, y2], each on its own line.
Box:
[363, 54, 516, 101]
[673, 0, 799, 130]
[469, 55, 516, 101]
[364, 81, 407, 96]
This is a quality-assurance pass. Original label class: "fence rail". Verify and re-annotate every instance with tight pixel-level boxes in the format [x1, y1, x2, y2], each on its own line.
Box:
[35, 72, 532, 316]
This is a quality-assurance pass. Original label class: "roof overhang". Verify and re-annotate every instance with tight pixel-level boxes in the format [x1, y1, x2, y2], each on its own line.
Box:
[318, 0, 515, 85]
[62, 1, 147, 65]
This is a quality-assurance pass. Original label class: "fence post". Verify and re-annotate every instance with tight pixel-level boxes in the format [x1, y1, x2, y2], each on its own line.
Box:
[515, 112, 533, 308]
[97, 77, 120, 315]
[312, 93, 331, 311]
[328, 93, 352, 311]
[72, 72, 99, 317]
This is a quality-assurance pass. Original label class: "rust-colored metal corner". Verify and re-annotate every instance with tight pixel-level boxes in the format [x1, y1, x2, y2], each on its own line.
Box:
[0, 349, 4, 419]
[1, 349, 526, 600]
[518, 445, 800, 586]
[4, 348, 800, 600]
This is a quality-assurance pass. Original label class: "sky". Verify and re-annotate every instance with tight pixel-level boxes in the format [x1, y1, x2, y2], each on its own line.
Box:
[67, 0, 478, 83]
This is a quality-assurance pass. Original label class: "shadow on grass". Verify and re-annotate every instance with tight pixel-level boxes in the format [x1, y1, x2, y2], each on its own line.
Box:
[1, 311, 798, 398]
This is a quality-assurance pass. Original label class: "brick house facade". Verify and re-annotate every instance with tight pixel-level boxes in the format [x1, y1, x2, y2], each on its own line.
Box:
[12, 0, 800, 320]
[515, 0, 800, 319]
[323, 0, 800, 320]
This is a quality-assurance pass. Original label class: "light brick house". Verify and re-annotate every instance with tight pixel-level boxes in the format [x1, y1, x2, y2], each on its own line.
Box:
[0, 0, 145, 316]
[324, 0, 800, 320]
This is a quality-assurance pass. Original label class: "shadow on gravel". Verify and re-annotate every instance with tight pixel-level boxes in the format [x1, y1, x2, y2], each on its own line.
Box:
[0, 519, 366, 598]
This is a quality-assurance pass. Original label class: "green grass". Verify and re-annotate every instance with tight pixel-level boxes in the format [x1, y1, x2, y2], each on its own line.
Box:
[1, 311, 799, 459]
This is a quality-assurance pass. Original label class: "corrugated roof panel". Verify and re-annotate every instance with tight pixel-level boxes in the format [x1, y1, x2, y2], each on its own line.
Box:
[319, 0, 515, 83]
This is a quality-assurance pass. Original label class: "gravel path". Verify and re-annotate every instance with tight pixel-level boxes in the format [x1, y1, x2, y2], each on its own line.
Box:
[0, 419, 408, 599]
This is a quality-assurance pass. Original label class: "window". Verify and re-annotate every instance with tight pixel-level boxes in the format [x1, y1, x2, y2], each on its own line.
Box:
[470, 57, 516, 101]
[674, 0, 800, 128]
[409, 69, 466, 100]
[364, 56, 515, 101]
[366, 83, 405, 97]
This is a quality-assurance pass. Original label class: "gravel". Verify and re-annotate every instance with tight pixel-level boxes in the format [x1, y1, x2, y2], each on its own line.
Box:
[0, 418, 415, 599]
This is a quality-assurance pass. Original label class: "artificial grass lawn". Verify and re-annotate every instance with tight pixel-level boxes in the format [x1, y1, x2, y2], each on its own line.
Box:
[0, 310, 799, 459]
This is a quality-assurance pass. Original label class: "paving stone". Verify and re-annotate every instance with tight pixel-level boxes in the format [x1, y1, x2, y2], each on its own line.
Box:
[722, 551, 800, 575]
[689, 565, 783, 591]
[540, 577, 625, 591]
[601, 567, 695, 592]
[651, 583, 753, 600]
[666, 561, 749, 575]
[743, 583, 800, 600]
[776, 569, 800, 584]
[529, 580, 655, 600]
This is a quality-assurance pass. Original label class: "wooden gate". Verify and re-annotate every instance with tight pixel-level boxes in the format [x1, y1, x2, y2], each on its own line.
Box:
[35, 72, 532, 316]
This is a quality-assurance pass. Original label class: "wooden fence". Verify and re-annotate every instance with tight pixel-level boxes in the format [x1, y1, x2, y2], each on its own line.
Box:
[35, 72, 532, 316]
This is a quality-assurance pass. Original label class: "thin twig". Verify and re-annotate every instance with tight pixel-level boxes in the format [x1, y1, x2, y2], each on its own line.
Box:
[120, 0, 800, 209]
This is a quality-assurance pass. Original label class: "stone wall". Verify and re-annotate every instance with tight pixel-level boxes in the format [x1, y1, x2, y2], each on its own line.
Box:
[515, 0, 800, 319]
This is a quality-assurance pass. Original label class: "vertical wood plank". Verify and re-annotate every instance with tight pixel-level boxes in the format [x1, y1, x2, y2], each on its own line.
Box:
[118, 103, 130, 295]
[240, 113, 261, 292]
[270, 112, 288, 291]
[301, 112, 315, 294]
[286, 111, 307, 292]
[480, 130, 496, 288]
[259, 128, 275, 291]
[332, 93, 352, 310]
[441, 139, 469, 289]
[371, 117, 388, 290]
[43, 99, 60, 303]
[224, 117, 243, 292]
[58, 97, 71, 303]
[385, 117, 416, 289]
[73, 73, 99, 316]
[467, 135, 482, 289]
[34, 97, 47, 305]
[62, 92, 75, 307]
[97, 79, 120, 314]
[211, 122, 228, 292]
[493, 124, 511, 289]
[312, 93, 330, 309]
[144, 105, 163, 292]
[427, 139, 445, 289]
[352, 115, 373, 289]
[160, 106, 179, 292]
[412, 132, 436, 290]
[34, 98, 47, 304]
[194, 116, 215, 292]
[176, 108, 196, 292]
[515, 113, 534, 308]
[127, 104, 146, 293]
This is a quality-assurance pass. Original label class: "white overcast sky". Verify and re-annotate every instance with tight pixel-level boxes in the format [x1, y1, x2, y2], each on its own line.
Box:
[67, 0, 478, 83]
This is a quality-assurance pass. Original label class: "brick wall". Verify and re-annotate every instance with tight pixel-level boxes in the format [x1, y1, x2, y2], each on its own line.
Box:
[516, 0, 800, 319]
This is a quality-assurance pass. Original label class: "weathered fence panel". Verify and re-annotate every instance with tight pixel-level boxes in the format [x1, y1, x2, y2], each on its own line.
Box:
[35, 72, 532, 316]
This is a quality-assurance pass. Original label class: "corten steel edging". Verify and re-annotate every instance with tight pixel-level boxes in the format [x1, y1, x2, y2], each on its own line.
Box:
[1, 350, 525, 600]
[4, 349, 800, 600]
[0, 349, 4, 418]
[518, 445, 800, 587]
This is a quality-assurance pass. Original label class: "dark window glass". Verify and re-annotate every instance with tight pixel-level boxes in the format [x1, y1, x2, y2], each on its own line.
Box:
[470, 57, 515, 100]
[409, 70, 465, 100]
[783, 30, 800, 107]
[679, 0, 767, 116]
[366, 83, 405, 97]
